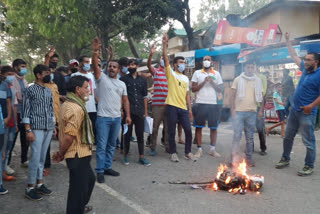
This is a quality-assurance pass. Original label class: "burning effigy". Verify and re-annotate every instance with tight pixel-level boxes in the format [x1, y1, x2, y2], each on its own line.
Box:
[169, 160, 264, 195]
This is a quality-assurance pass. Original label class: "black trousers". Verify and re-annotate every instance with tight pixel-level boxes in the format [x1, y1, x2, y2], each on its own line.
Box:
[124, 114, 144, 156]
[255, 107, 267, 152]
[10, 113, 28, 164]
[89, 112, 97, 139]
[66, 155, 95, 214]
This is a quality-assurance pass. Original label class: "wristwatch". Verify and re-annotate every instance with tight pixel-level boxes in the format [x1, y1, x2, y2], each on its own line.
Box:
[26, 129, 32, 133]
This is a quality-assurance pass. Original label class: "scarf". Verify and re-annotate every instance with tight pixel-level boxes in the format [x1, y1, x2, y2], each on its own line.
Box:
[237, 73, 263, 103]
[13, 74, 28, 103]
[66, 92, 95, 146]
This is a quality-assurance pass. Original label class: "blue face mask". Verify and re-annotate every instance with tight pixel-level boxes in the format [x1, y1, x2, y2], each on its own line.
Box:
[50, 73, 54, 81]
[18, 68, 27, 76]
[83, 63, 91, 72]
[121, 67, 128, 74]
[177, 64, 185, 73]
[5, 75, 14, 84]
[160, 60, 164, 67]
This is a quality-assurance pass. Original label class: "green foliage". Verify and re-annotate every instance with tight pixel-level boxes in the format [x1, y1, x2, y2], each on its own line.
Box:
[196, 0, 272, 27]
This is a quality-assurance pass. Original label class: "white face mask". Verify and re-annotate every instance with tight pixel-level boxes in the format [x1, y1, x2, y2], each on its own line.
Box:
[203, 60, 211, 68]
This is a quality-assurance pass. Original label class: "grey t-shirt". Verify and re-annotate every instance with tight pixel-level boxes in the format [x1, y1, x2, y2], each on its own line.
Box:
[96, 73, 127, 118]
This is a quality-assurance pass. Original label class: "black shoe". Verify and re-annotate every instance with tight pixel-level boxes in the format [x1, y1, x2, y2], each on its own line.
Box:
[36, 184, 52, 196]
[25, 188, 43, 201]
[97, 173, 105, 183]
[104, 169, 120, 176]
[259, 151, 267, 156]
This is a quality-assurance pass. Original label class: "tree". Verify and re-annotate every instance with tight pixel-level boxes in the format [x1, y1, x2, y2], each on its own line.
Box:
[196, 0, 272, 27]
[161, 0, 195, 50]
[1, 0, 170, 61]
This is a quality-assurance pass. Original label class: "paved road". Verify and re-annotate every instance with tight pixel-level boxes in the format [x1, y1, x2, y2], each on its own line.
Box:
[2, 122, 320, 214]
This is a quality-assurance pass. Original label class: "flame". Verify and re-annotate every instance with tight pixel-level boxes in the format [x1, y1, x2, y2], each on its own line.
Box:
[212, 182, 218, 191]
[237, 159, 250, 188]
[216, 164, 228, 179]
[225, 176, 231, 184]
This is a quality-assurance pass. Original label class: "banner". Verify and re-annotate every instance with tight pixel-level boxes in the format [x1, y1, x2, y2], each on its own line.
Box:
[214, 20, 282, 47]
[175, 50, 195, 68]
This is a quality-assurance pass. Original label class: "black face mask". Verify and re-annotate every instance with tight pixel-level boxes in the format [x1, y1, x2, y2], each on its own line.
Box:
[128, 68, 136, 74]
[43, 74, 51, 83]
[49, 62, 57, 69]
[70, 68, 78, 73]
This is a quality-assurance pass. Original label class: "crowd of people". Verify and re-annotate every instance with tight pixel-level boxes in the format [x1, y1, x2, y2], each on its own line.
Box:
[0, 32, 319, 214]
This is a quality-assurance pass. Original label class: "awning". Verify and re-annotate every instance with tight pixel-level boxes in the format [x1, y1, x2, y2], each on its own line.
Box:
[195, 43, 241, 59]
[300, 40, 320, 57]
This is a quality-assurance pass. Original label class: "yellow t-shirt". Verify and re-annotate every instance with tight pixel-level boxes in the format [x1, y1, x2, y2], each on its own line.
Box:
[232, 76, 257, 112]
[165, 66, 189, 110]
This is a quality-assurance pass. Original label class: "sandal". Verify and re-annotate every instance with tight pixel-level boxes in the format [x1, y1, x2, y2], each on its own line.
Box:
[84, 205, 93, 213]
[177, 140, 185, 144]
[3, 175, 16, 181]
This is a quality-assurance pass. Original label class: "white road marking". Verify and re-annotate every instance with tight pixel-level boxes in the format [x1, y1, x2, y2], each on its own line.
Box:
[60, 162, 150, 214]
[96, 183, 151, 214]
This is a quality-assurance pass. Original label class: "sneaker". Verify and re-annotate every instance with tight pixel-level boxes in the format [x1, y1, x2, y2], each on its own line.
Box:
[275, 158, 290, 169]
[149, 149, 157, 156]
[0, 185, 8, 195]
[170, 153, 180, 162]
[97, 173, 105, 183]
[21, 161, 29, 168]
[104, 169, 120, 176]
[130, 136, 137, 142]
[297, 166, 313, 176]
[208, 148, 221, 157]
[259, 151, 267, 156]
[36, 184, 52, 196]
[25, 188, 42, 201]
[184, 153, 194, 161]
[139, 158, 151, 166]
[194, 148, 202, 159]
[123, 156, 129, 166]
[5, 165, 15, 175]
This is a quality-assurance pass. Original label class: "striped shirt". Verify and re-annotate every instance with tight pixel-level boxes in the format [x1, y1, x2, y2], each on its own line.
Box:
[152, 67, 168, 106]
[59, 100, 92, 159]
[22, 83, 55, 130]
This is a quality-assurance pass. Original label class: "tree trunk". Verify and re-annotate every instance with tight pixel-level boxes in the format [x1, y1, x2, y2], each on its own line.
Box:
[127, 36, 140, 58]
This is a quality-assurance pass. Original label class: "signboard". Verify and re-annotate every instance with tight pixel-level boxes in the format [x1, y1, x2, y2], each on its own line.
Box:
[214, 20, 282, 47]
[175, 50, 195, 68]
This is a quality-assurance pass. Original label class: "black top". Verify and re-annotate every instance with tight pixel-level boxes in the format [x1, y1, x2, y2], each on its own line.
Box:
[120, 74, 147, 117]
[53, 71, 67, 95]
[281, 75, 295, 97]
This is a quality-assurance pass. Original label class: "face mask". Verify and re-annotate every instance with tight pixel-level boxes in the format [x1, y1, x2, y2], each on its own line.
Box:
[49, 62, 57, 69]
[128, 68, 136, 74]
[82, 63, 90, 72]
[50, 73, 54, 81]
[18, 68, 27, 76]
[160, 60, 164, 67]
[70, 68, 78, 73]
[43, 74, 51, 83]
[177, 64, 185, 73]
[5, 76, 14, 84]
[121, 67, 128, 73]
[203, 60, 211, 68]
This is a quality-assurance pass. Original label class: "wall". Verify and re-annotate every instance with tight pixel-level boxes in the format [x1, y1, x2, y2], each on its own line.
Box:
[247, 4, 320, 41]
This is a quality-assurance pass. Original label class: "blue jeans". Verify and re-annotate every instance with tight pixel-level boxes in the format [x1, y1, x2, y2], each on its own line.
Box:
[232, 112, 257, 163]
[95, 116, 121, 173]
[3, 127, 16, 169]
[282, 110, 316, 168]
[27, 130, 53, 184]
[0, 134, 4, 186]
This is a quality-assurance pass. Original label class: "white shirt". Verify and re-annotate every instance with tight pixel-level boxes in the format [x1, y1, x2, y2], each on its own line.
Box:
[71, 72, 97, 113]
[191, 69, 223, 104]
